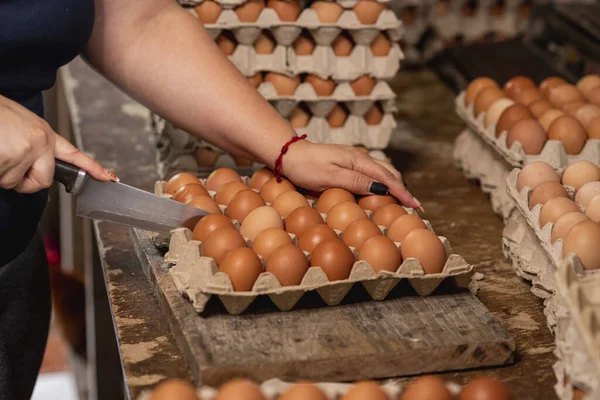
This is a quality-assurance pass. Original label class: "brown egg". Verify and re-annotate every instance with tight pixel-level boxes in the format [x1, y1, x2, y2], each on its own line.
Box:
[515, 87, 545, 106]
[589, 117, 600, 138]
[341, 381, 389, 400]
[192, 214, 235, 242]
[327, 105, 348, 127]
[260, 177, 296, 203]
[298, 224, 338, 253]
[150, 379, 199, 400]
[285, 206, 324, 236]
[214, 379, 265, 400]
[267, 0, 301, 21]
[358, 195, 397, 212]
[305, 75, 336, 96]
[165, 172, 201, 195]
[575, 104, 600, 128]
[401, 376, 452, 400]
[547, 115, 587, 155]
[564, 221, 600, 270]
[551, 212, 588, 243]
[548, 84, 585, 106]
[538, 109, 565, 131]
[516, 161, 560, 192]
[235, 156, 253, 166]
[575, 181, 600, 206]
[539, 197, 580, 228]
[280, 382, 328, 400]
[370, 32, 391, 56]
[562, 160, 600, 190]
[573, 389, 587, 400]
[387, 214, 426, 242]
[310, 1, 344, 23]
[254, 32, 276, 54]
[528, 99, 553, 118]
[503, 76, 535, 100]
[506, 118, 547, 154]
[474, 87, 506, 117]
[342, 218, 382, 249]
[586, 194, 600, 222]
[247, 72, 263, 88]
[252, 227, 293, 259]
[364, 104, 383, 125]
[293, 34, 315, 55]
[311, 239, 355, 280]
[186, 195, 223, 214]
[202, 227, 247, 265]
[249, 168, 275, 191]
[289, 106, 311, 129]
[327, 201, 369, 231]
[227, 189, 267, 222]
[240, 206, 284, 241]
[235, 0, 265, 22]
[316, 188, 356, 213]
[351, 75, 377, 96]
[495, 104, 533, 137]
[272, 190, 309, 218]
[540, 76, 567, 97]
[216, 33, 236, 55]
[372, 203, 408, 228]
[358, 235, 401, 272]
[587, 86, 600, 105]
[206, 168, 243, 192]
[265, 244, 309, 286]
[194, 1, 222, 24]
[562, 100, 587, 115]
[264, 73, 301, 95]
[464, 77, 498, 107]
[173, 183, 210, 203]
[194, 147, 220, 167]
[528, 181, 569, 209]
[215, 181, 248, 206]
[576, 74, 600, 96]
[353, 0, 386, 24]
[219, 247, 263, 291]
[401, 229, 446, 274]
[332, 33, 354, 56]
[458, 377, 513, 400]
[484, 99, 514, 128]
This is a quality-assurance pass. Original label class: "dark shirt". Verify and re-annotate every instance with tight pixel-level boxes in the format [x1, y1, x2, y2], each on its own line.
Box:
[0, 0, 95, 264]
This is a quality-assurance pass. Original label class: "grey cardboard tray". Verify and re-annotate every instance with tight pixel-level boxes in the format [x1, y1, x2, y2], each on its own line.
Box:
[154, 178, 473, 315]
[455, 91, 600, 170]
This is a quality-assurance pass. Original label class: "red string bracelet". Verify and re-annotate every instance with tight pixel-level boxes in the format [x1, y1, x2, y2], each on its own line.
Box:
[274, 134, 307, 182]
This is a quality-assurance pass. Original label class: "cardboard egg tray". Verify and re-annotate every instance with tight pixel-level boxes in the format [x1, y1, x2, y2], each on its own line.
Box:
[181, 0, 391, 9]
[189, 7, 402, 46]
[455, 91, 600, 170]
[452, 128, 516, 220]
[137, 377, 463, 400]
[153, 179, 473, 315]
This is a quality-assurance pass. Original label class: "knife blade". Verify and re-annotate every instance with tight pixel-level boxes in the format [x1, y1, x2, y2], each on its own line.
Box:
[53, 160, 210, 233]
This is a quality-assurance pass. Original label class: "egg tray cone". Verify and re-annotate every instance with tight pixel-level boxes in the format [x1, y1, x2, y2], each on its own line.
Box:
[136, 377, 463, 400]
[452, 128, 516, 220]
[188, 8, 402, 46]
[455, 92, 600, 170]
[153, 179, 473, 315]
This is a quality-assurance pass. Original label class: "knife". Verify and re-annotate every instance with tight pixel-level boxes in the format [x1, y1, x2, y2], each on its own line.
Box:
[53, 159, 210, 233]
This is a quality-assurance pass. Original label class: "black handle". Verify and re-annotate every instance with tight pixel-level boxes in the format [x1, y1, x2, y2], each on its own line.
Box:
[54, 159, 85, 193]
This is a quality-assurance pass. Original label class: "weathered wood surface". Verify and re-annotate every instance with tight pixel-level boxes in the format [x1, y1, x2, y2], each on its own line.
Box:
[133, 229, 514, 386]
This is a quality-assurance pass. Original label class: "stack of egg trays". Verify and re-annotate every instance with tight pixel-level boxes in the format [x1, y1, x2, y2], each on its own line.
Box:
[137, 378, 463, 400]
[502, 168, 599, 399]
[455, 91, 600, 170]
[555, 260, 600, 399]
[153, 178, 473, 315]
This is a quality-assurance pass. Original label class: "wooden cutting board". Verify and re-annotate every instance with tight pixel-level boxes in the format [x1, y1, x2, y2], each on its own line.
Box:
[133, 229, 515, 386]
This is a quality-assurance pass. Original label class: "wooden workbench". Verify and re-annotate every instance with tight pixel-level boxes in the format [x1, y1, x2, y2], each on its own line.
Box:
[63, 59, 557, 400]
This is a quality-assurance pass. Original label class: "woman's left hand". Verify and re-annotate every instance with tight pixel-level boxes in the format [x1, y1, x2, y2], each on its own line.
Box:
[284, 140, 421, 209]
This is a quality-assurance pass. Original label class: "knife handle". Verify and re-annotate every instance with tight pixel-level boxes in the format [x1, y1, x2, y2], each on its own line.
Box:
[54, 159, 87, 194]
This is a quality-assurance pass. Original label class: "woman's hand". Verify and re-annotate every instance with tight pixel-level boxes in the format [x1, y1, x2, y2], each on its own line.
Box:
[0, 96, 112, 193]
[284, 140, 421, 209]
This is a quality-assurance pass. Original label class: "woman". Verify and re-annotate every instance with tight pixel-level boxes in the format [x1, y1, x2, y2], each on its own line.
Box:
[0, 0, 420, 398]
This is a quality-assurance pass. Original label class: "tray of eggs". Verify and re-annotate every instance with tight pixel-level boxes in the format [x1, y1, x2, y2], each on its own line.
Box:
[455, 74, 600, 170]
[156, 168, 472, 315]
[141, 375, 515, 400]
[186, 0, 402, 47]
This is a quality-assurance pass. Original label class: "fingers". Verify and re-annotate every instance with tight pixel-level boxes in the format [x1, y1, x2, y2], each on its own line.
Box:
[15, 149, 55, 193]
[54, 135, 114, 182]
[373, 159, 402, 182]
[333, 169, 376, 196]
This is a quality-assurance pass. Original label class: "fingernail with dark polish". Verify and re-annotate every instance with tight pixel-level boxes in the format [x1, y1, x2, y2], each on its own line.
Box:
[369, 181, 389, 195]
